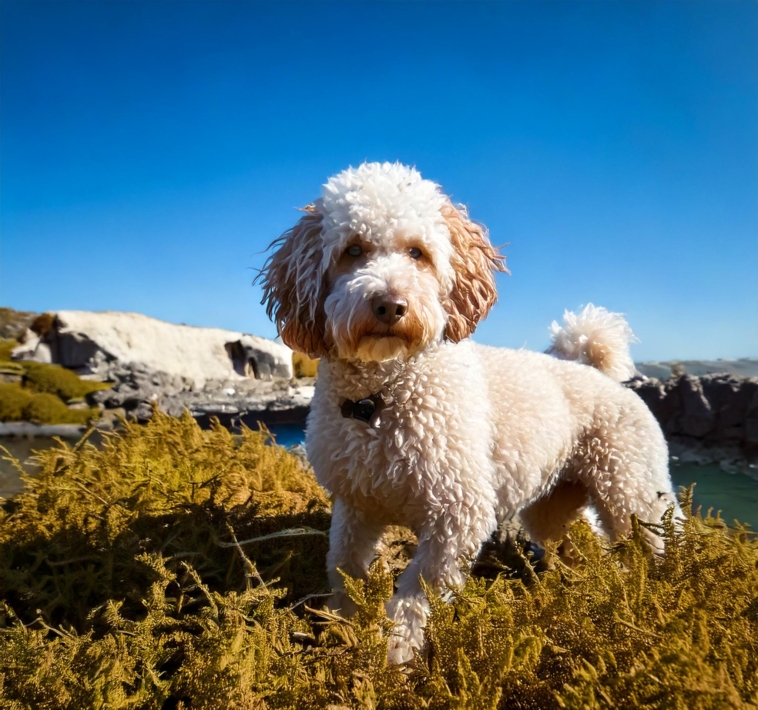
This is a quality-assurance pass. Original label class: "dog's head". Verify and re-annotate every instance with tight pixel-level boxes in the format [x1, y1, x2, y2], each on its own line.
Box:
[260, 162, 507, 362]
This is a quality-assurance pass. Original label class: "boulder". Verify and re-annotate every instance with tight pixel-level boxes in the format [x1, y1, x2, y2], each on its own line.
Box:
[226, 335, 292, 379]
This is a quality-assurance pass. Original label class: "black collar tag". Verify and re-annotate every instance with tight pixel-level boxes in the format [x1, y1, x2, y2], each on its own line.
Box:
[341, 394, 383, 424]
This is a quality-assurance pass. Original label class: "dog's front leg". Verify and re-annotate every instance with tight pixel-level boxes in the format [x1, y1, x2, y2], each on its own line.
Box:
[385, 500, 497, 664]
[326, 496, 385, 617]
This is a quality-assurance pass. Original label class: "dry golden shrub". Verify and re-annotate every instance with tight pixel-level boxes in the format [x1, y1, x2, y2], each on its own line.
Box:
[293, 351, 319, 378]
[0, 411, 756, 709]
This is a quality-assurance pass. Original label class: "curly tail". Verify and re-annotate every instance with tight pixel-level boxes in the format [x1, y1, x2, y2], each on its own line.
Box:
[546, 304, 637, 382]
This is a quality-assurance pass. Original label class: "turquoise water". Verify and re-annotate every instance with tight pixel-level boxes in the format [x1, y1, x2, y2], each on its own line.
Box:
[670, 463, 758, 528]
[2, 428, 757, 529]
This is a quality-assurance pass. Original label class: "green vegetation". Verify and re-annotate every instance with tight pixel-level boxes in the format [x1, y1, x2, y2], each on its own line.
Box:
[0, 339, 20, 363]
[0, 339, 107, 424]
[0, 411, 756, 709]
[0, 383, 33, 422]
[21, 361, 110, 401]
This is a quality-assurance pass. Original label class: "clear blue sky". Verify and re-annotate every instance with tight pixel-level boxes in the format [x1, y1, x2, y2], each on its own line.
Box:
[1, 1, 756, 361]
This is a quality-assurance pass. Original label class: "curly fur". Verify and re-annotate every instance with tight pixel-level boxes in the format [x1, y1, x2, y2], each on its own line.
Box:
[260, 162, 679, 664]
[547, 303, 637, 382]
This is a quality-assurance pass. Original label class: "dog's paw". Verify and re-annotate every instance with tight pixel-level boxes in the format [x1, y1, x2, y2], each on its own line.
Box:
[385, 595, 427, 665]
[387, 635, 416, 665]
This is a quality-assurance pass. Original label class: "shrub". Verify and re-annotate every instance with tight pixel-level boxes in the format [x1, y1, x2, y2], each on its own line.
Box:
[0, 383, 33, 421]
[21, 391, 72, 423]
[20, 391, 96, 425]
[0, 384, 98, 425]
[293, 351, 319, 378]
[0, 338, 108, 423]
[21, 361, 110, 401]
[0, 412, 756, 709]
[0, 339, 16, 362]
[0, 308, 38, 340]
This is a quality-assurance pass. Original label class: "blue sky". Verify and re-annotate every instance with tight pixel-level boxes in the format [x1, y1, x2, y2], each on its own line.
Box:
[1, 0, 756, 361]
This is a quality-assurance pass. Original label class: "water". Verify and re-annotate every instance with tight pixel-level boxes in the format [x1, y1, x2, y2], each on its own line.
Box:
[2, 429, 756, 528]
[1, 436, 59, 497]
[267, 423, 308, 448]
[670, 463, 758, 528]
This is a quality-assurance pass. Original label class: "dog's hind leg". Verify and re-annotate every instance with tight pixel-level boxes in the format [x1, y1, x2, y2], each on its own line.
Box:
[519, 479, 591, 562]
[326, 497, 385, 616]
[571, 424, 679, 555]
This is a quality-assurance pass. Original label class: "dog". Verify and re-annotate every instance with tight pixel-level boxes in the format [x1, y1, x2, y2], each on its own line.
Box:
[260, 161, 679, 663]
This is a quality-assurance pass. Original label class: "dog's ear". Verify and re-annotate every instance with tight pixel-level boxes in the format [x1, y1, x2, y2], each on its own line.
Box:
[259, 204, 330, 357]
[442, 202, 508, 342]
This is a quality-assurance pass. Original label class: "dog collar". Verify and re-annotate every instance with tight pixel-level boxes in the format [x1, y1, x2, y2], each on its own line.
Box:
[340, 393, 384, 424]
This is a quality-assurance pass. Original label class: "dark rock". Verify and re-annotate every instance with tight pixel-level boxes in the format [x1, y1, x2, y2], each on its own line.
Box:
[54, 331, 104, 370]
[745, 389, 758, 447]
[677, 376, 714, 438]
[627, 373, 758, 464]
[130, 401, 155, 423]
[83, 359, 314, 431]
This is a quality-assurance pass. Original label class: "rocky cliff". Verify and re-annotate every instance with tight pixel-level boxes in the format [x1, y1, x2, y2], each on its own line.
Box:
[626, 374, 758, 467]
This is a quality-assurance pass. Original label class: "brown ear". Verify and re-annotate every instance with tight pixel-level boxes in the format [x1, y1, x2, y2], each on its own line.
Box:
[259, 205, 330, 357]
[442, 202, 508, 342]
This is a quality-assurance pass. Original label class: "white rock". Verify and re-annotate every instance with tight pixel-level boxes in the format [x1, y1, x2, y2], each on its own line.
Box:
[12, 310, 293, 388]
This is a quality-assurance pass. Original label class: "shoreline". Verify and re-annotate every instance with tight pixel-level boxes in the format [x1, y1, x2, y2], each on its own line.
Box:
[2, 371, 756, 472]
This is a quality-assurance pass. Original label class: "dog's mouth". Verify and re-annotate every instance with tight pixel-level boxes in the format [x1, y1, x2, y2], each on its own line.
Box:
[354, 333, 410, 362]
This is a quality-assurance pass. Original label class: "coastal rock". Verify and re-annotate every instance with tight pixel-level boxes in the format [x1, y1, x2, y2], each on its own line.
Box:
[677, 376, 714, 438]
[626, 373, 758, 465]
[84, 359, 315, 427]
[12, 310, 293, 387]
[746, 389, 758, 446]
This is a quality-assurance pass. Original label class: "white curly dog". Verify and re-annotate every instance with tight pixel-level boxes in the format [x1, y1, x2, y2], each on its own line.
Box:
[260, 162, 679, 664]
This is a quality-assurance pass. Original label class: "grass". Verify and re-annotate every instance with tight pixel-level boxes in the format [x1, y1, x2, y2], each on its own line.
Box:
[0, 410, 756, 708]
[0, 339, 107, 424]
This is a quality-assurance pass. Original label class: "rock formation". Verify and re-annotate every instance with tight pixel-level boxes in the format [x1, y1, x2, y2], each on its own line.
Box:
[88, 360, 314, 427]
[12, 310, 293, 387]
[626, 374, 758, 467]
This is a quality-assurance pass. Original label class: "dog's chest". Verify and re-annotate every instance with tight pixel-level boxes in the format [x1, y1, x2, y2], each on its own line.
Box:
[306, 362, 458, 523]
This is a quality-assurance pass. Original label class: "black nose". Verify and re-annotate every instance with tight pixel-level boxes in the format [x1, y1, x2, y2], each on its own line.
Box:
[371, 296, 408, 325]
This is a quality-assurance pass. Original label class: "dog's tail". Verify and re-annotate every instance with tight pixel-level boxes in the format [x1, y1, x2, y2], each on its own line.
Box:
[546, 304, 636, 382]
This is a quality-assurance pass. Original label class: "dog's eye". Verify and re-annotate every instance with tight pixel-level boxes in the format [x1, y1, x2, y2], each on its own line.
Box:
[409, 247, 423, 260]
[346, 245, 363, 257]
